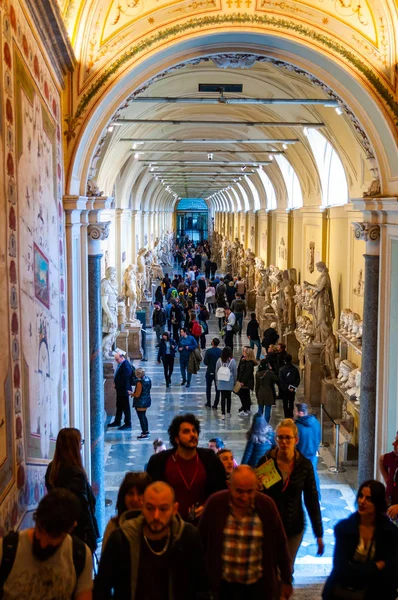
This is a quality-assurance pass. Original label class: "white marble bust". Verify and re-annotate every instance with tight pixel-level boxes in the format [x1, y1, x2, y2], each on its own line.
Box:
[337, 359, 356, 384]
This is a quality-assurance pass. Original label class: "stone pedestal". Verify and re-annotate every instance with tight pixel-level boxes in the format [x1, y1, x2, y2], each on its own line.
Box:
[259, 311, 277, 335]
[247, 290, 256, 311]
[127, 325, 143, 359]
[284, 332, 299, 363]
[321, 378, 344, 419]
[304, 343, 323, 406]
[103, 361, 115, 416]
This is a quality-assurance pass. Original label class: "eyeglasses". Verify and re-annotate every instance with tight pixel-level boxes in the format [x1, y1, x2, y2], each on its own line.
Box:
[80, 439, 85, 446]
[276, 435, 295, 441]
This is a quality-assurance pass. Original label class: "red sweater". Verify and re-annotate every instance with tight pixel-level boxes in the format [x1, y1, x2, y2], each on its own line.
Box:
[199, 490, 292, 597]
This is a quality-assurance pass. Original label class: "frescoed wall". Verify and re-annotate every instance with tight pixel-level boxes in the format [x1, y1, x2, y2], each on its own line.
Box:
[0, 0, 67, 530]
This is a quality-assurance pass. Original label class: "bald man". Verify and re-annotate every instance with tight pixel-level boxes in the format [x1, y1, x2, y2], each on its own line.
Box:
[199, 466, 293, 600]
[94, 482, 210, 600]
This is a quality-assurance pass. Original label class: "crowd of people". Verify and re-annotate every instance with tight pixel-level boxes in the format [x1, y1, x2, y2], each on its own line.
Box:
[1, 240, 398, 599]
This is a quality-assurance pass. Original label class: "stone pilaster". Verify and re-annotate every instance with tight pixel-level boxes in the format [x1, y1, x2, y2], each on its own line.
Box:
[87, 221, 110, 535]
[353, 222, 380, 483]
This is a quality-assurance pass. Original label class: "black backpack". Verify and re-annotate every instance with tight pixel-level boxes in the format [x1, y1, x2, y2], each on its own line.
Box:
[0, 531, 86, 598]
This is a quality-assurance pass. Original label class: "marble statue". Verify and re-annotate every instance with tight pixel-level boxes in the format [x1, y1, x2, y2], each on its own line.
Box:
[151, 252, 164, 280]
[321, 333, 337, 379]
[354, 370, 362, 405]
[159, 242, 172, 267]
[245, 249, 256, 292]
[136, 247, 148, 304]
[123, 264, 139, 323]
[346, 312, 360, 338]
[344, 367, 358, 390]
[337, 359, 356, 384]
[356, 320, 363, 345]
[303, 261, 335, 344]
[283, 283, 296, 334]
[101, 266, 121, 359]
[340, 308, 353, 333]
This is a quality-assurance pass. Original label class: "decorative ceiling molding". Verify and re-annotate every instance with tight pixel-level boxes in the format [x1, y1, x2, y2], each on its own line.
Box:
[83, 53, 378, 189]
[65, 13, 398, 142]
[25, 0, 76, 85]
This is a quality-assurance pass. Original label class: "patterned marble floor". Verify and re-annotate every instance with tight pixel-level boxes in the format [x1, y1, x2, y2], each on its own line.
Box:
[104, 270, 359, 590]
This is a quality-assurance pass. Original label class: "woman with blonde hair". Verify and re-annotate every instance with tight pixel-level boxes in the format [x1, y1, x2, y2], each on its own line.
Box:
[45, 427, 99, 551]
[236, 346, 258, 416]
[257, 418, 324, 571]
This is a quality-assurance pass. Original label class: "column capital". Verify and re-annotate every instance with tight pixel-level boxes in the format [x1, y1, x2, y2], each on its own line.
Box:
[88, 222, 110, 242]
[353, 222, 380, 256]
[353, 222, 380, 242]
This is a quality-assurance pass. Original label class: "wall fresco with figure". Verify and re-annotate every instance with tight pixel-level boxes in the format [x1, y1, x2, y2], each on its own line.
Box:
[0, 0, 68, 532]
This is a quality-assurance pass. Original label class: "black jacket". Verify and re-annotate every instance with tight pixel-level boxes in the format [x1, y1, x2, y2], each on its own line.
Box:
[157, 337, 177, 361]
[279, 363, 300, 391]
[94, 514, 210, 600]
[114, 359, 133, 397]
[247, 319, 260, 341]
[237, 358, 255, 390]
[45, 463, 99, 551]
[258, 448, 323, 539]
[146, 448, 227, 499]
[203, 346, 222, 375]
[322, 513, 398, 600]
[262, 327, 279, 350]
[152, 307, 166, 326]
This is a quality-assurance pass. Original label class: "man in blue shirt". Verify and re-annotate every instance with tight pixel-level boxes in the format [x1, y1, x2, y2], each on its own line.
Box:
[204, 338, 222, 408]
[178, 328, 198, 388]
[295, 402, 322, 497]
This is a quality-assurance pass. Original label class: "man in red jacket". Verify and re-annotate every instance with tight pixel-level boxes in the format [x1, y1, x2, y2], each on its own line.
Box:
[199, 466, 293, 600]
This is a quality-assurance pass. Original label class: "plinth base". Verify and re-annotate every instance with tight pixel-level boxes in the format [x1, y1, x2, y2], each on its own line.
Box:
[304, 343, 323, 406]
[284, 332, 299, 363]
[103, 361, 115, 416]
[247, 290, 256, 311]
[321, 378, 344, 420]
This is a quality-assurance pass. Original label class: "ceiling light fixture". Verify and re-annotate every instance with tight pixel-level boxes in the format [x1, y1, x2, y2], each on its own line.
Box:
[107, 125, 114, 133]
[335, 107, 343, 116]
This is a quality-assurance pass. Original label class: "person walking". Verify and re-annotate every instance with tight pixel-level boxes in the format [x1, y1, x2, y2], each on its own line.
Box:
[129, 367, 152, 439]
[278, 354, 300, 418]
[204, 257, 212, 278]
[235, 276, 246, 299]
[215, 346, 237, 419]
[205, 281, 216, 313]
[255, 359, 278, 422]
[108, 350, 133, 430]
[152, 302, 166, 346]
[178, 327, 198, 387]
[236, 347, 257, 416]
[45, 428, 99, 552]
[154, 284, 163, 305]
[0, 489, 93, 600]
[170, 299, 183, 343]
[157, 331, 177, 388]
[146, 414, 226, 523]
[224, 307, 236, 350]
[204, 337, 222, 408]
[261, 322, 279, 353]
[295, 402, 322, 497]
[322, 480, 398, 600]
[241, 415, 275, 467]
[226, 281, 236, 306]
[258, 418, 324, 571]
[199, 466, 293, 600]
[230, 293, 247, 335]
[247, 313, 262, 359]
[94, 482, 211, 600]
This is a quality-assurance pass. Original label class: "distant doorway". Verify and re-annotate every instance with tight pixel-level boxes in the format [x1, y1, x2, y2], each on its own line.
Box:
[176, 198, 208, 244]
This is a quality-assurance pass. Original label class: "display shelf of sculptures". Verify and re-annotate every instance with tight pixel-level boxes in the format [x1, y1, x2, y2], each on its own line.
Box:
[337, 308, 363, 358]
[328, 358, 360, 455]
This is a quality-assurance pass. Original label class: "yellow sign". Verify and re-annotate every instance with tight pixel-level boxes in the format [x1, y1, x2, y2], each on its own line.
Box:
[256, 459, 282, 489]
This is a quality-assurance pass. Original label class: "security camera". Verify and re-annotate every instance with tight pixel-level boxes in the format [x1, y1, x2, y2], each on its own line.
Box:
[207, 152, 213, 161]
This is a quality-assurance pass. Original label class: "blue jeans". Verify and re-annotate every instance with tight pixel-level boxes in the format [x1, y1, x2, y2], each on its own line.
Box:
[179, 355, 192, 384]
[258, 405, 271, 422]
[235, 313, 244, 334]
[206, 373, 220, 406]
[250, 339, 262, 360]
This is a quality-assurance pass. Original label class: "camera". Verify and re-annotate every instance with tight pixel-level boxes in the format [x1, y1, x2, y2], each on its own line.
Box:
[207, 152, 213, 161]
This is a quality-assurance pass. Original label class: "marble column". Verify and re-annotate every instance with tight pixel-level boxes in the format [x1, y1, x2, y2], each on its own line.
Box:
[87, 221, 110, 535]
[354, 222, 380, 483]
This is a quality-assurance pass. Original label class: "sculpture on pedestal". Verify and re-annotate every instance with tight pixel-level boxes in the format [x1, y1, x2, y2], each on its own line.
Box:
[136, 247, 148, 305]
[303, 262, 335, 344]
[101, 266, 122, 359]
[245, 248, 256, 292]
[123, 264, 139, 323]
[320, 333, 337, 378]
[151, 252, 164, 280]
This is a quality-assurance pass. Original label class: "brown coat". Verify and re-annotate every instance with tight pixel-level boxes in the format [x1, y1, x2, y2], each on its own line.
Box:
[255, 369, 278, 406]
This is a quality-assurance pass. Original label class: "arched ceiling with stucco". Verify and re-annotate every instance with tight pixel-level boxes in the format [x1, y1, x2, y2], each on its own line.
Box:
[58, 0, 398, 199]
[88, 56, 376, 211]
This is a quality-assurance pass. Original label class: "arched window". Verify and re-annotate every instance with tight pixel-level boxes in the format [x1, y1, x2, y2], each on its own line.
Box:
[256, 168, 277, 210]
[275, 156, 303, 209]
[236, 182, 250, 212]
[177, 198, 208, 210]
[306, 129, 348, 206]
[229, 187, 242, 211]
[245, 175, 261, 211]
